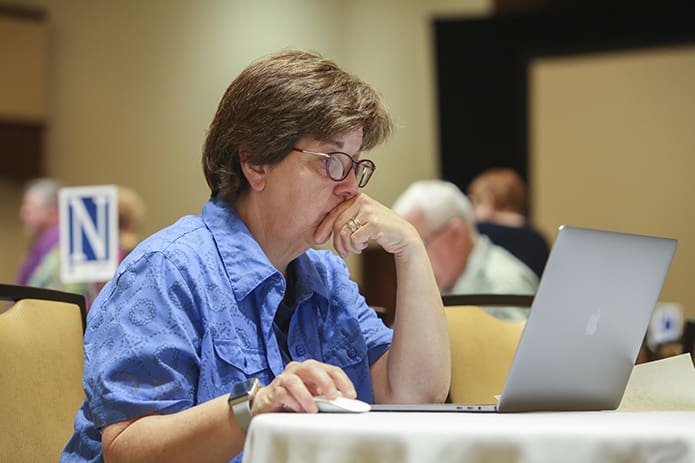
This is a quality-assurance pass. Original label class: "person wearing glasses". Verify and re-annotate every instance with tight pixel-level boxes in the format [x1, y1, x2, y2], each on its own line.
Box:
[392, 179, 539, 321]
[62, 50, 450, 463]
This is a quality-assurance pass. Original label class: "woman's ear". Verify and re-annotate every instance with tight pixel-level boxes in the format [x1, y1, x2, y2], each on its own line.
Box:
[239, 146, 267, 192]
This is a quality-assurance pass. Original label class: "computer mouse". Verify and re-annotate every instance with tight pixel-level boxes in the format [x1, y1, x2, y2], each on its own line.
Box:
[313, 396, 371, 413]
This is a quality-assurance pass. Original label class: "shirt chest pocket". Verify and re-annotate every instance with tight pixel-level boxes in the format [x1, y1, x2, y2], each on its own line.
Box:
[211, 338, 272, 388]
[322, 318, 368, 369]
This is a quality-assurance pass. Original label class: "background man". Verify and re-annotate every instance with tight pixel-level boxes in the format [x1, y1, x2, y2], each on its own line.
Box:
[393, 179, 538, 321]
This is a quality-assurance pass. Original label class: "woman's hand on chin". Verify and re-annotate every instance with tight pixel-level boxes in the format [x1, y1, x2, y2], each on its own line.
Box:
[313, 193, 422, 259]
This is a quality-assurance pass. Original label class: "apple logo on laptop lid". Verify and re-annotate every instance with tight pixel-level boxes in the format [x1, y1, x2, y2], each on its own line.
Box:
[585, 308, 601, 336]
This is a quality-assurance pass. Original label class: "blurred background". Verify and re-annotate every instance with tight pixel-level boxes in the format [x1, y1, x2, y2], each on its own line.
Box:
[1, 0, 694, 319]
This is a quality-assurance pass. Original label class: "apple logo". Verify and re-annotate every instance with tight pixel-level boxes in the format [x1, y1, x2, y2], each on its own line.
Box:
[585, 308, 601, 336]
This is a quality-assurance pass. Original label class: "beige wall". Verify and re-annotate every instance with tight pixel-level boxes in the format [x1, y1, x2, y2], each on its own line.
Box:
[2, 2, 692, 321]
[530, 45, 695, 318]
[0, 15, 46, 121]
[0, 0, 489, 284]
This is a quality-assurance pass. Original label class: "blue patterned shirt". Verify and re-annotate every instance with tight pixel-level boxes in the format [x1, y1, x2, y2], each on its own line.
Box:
[61, 196, 393, 463]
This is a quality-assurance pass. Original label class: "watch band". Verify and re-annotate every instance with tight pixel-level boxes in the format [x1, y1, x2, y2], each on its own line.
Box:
[228, 377, 261, 433]
[231, 398, 253, 433]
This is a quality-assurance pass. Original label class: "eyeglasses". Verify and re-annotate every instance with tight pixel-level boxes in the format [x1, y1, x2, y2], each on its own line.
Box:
[292, 148, 376, 188]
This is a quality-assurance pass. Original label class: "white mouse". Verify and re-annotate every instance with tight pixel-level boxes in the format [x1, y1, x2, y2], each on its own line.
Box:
[313, 396, 371, 413]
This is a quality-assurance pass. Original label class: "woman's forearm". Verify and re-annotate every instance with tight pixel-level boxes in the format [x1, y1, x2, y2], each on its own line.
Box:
[102, 395, 244, 463]
[381, 242, 451, 403]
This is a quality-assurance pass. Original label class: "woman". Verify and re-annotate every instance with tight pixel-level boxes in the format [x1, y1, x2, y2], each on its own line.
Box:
[62, 50, 449, 463]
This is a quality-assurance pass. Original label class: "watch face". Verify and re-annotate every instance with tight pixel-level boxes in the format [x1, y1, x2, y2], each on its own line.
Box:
[229, 378, 259, 401]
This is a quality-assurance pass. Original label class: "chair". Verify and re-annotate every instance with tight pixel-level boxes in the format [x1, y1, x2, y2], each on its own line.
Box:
[681, 318, 695, 363]
[0, 284, 87, 462]
[442, 294, 533, 404]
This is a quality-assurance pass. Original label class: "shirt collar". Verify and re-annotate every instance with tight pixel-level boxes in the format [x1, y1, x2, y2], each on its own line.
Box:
[201, 196, 330, 303]
[293, 251, 330, 303]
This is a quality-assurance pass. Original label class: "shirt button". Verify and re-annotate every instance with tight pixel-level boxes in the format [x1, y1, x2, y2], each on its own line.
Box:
[347, 347, 357, 359]
[295, 345, 306, 356]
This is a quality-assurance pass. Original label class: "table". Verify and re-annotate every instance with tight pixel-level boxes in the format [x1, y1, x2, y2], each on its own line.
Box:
[242, 411, 695, 463]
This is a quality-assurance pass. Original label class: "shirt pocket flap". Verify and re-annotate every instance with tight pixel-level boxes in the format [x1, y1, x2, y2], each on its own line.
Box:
[213, 337, 266, 376]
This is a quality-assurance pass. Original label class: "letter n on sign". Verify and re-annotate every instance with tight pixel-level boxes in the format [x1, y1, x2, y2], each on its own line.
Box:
[59, 185, 119, 283]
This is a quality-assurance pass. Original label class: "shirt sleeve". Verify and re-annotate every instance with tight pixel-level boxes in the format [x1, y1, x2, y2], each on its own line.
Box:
[367, 343, 390, 366]
[83, 251, 202, 429]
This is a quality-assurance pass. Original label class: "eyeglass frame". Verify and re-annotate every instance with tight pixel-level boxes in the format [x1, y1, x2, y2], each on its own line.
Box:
[291, 147, 376, 188]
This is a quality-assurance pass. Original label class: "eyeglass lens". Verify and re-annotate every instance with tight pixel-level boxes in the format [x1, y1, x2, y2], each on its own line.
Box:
[355, 163, 373, 187]
[327, 155, 347, 181]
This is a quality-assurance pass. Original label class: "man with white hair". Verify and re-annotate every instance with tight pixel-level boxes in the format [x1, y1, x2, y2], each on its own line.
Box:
[392, 179, 538, 321]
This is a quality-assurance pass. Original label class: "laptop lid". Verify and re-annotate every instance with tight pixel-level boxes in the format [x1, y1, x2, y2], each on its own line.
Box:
[497, 225, 677, 412]
[371, 226, 677, 414]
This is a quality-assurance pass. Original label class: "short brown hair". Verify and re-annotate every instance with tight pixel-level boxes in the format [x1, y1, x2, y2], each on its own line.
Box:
[468, 168, 527, 214]
[202, 50, 393, 203]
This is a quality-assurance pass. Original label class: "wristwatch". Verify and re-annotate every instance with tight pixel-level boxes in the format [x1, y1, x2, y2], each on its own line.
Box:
[228, 377, 262, 433]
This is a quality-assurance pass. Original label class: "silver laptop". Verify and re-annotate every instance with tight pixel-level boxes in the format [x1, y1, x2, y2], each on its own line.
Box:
[371, 225, 677, 413]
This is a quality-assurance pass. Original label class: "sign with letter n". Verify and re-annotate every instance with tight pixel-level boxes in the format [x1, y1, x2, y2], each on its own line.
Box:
[59, 185, 119, 283]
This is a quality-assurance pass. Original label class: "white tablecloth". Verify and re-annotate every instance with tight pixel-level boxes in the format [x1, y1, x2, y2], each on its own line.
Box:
[242, 411, 695, 463]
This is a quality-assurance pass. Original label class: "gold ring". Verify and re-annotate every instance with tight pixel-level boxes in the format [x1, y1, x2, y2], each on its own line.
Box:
[347, 217, 361, 233]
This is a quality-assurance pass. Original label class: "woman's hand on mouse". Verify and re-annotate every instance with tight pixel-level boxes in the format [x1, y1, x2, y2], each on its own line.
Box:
[251, 359, 356, 414]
